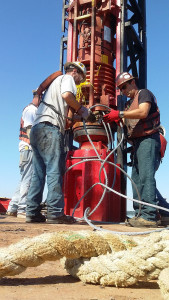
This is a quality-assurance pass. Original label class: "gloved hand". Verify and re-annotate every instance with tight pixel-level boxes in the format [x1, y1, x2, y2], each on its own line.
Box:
[77, 105, 89, 120]
[103, 109, 120, 124]
[72, 114, 82, 122]
[86, 112, 96, 123]
[114, 118, 124, 127]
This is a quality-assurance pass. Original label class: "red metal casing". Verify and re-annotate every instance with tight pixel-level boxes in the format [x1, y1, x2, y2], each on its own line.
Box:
[64, 145, 126, 222]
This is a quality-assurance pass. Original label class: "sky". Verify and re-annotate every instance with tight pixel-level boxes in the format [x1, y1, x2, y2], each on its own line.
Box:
[0, 1, 169, 212]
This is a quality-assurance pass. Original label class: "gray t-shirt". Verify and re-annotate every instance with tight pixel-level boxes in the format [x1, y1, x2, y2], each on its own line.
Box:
[33, 74, 77, 134]
[138, 89, 157, 115]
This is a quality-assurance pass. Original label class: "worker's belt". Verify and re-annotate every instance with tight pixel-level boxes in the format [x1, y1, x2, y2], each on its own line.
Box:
[41, 121, 60, 130]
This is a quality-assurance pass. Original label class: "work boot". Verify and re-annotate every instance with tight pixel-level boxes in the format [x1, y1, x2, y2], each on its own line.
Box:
[26, 213, 46, 223]
[47, 214, 76, 224]
[40, 202, 47, 217]
[125, 216, 138, 226]
[17, 212, 26, 218]
[159, 215, 169, 226]
[126, 217, 159, 228]
[6, 211, 17, 217]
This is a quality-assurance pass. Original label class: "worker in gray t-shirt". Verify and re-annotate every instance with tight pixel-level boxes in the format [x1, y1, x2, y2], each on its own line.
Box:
[26, 61, 89, 224]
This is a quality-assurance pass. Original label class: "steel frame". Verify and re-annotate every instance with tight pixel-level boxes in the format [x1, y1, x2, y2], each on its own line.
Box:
[116, 0, 147, 177]
[122, 0, 147, 88]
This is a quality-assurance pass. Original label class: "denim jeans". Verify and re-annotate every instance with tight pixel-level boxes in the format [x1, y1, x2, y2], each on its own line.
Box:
[26, 122, 66, 218]
[8, 149, 33, 213]
[155, 157, 169, 216]
[131, 133, 161, 221]
[156, 188, 169, 216]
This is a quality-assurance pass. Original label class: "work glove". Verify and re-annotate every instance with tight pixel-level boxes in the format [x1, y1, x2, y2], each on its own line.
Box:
[114, 118, 124, 127]
[103, 109, 120, 124]
[77, 105, 89, 120]
[72, 114, 82, 122]
[86, 112, 96, 123]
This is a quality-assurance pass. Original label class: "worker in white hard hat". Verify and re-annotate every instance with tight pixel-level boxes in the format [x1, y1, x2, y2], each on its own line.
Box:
[64, 61, 87, 84]
[26, 61, 89, 224]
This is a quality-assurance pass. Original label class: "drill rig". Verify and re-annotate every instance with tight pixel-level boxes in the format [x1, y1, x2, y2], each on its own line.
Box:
[60, 0, 146, 222]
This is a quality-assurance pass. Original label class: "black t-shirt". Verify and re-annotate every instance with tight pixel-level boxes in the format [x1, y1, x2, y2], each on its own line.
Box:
[138, 89, 158, 115]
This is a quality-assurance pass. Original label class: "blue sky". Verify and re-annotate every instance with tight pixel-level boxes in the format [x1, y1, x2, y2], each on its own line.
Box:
[0, 1, 169, 212]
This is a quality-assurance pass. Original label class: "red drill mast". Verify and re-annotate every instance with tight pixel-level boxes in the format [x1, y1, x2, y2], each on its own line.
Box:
[60, 0, 146, 222]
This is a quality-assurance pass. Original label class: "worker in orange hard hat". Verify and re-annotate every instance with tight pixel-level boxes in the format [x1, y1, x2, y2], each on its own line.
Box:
[103, 71, 169, 228]
[116, 72, 136, 90]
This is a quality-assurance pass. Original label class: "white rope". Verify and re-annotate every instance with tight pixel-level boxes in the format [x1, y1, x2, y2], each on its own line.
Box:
[63, 230, 169, 287]
[0, 230, 134, 278]
[158, 268, 169, 300]
[1, 229, 169, 297]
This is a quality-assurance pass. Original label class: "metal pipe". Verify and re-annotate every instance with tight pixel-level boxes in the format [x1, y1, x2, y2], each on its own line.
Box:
[89, 0, 96, 107]
[75, 13, 91, 20]
[72, 0, 78, 61]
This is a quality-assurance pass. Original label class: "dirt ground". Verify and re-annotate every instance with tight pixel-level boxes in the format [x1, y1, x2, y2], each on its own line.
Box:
[0, 214, 163, 300]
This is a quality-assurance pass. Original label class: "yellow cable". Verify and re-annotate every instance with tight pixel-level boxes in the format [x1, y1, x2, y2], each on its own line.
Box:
[76, 80, 96, 103]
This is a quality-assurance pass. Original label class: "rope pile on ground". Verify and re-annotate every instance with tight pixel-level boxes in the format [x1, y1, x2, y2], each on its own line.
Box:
[0, 229, 169, 299]
[158, 267, 169, 300]
[62, 230, 169, 288]
[0, 230, 135, 278]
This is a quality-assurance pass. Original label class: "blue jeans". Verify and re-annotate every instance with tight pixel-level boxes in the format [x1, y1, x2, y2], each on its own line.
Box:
[26, 122, 66, 218]
[156, 189, 169, 216]
[8, 149, 33, 214]
[155, 156, 169, 216]
[131, 133, 161, 221]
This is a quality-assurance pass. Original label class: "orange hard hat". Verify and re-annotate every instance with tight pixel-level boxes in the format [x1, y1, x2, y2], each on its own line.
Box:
[116, 72, 136, 88]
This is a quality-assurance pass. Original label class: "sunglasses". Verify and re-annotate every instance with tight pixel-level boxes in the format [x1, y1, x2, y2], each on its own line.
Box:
[120, 84, 127, 90]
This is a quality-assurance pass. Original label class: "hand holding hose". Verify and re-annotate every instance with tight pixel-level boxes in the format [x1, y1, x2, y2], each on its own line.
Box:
[103, 109, 120, 123]
[77, 106, 90, 120]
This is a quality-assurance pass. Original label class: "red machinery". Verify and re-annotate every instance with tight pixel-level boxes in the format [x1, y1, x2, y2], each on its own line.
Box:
[61, 0, 146, 222]
[0, 198, 11, 214]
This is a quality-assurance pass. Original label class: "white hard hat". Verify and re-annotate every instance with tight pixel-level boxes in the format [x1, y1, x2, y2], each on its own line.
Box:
[64, 61, 86, 83]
